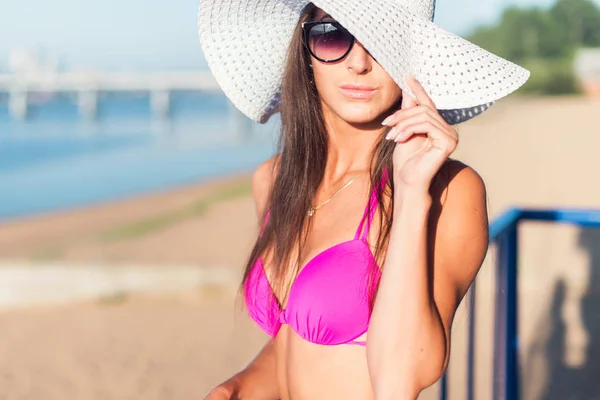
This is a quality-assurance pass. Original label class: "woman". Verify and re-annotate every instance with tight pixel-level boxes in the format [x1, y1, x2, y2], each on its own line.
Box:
[199, 0, 529, 398]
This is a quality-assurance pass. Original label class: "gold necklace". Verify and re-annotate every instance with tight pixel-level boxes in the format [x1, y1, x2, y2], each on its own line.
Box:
[308, 172, 365, 217]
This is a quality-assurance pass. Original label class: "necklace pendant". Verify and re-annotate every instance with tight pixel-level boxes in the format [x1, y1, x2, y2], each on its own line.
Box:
[308, 207, 315, 217]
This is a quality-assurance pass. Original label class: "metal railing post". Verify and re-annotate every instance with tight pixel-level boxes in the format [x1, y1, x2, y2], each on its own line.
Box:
[493, 225, 519, 400]
[467, 280, 477, 400]
[459, 207, 600, 400]
[439, 371, 447, 400]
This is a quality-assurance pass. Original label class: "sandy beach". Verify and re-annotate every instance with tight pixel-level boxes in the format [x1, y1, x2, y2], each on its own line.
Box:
[0, 290, 267, 399]
[1, 95, 599, 399]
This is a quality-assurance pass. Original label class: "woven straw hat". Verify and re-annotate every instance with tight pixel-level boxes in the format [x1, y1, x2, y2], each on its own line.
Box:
[198, 0, 530, 125]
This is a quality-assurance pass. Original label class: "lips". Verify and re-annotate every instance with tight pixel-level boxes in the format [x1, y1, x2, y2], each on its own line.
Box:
[339, 84, 378, 99]
[339, 84, 377, 91]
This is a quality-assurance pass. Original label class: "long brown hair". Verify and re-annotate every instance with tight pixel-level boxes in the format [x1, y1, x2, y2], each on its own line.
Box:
[240, 3, 402, 310]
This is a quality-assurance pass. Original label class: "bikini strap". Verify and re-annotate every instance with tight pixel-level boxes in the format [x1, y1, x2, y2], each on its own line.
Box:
[259, 209, 271, 237]
[263, 169, 388, 240]
[354, 169, 389, 241]
[354, 188, 376, 241]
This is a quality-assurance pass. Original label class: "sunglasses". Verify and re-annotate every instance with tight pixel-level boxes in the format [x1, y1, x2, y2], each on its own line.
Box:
[302, 19, 376, 63]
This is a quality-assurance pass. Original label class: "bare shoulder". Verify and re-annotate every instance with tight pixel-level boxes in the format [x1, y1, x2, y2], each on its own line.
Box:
[429, 160, 489, 317]
[431, 158, 486, 210]
[251, 155, 280, 217]
[427, 160, 490, 369]
[447, 159, 485, 197]
[428, 159, 489, 271]
[431, 158, 489, 273]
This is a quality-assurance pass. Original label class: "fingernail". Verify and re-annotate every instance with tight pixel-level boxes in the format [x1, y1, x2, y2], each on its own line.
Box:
[386, 127, 396, 140]
[381, 116, 392, 126]
[394, 131, 404, 142]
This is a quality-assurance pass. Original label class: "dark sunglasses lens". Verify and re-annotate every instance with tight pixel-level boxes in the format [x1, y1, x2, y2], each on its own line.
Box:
[308, 23, 352, 61]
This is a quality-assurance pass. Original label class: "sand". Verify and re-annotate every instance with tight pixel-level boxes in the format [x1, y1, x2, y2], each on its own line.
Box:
[0, 290, 267, 400]
[1, 95, 599, 399]
[0, 173, 258, 267]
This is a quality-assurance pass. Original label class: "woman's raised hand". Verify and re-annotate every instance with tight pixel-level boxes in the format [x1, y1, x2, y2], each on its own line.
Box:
[383, 75, 458, 197]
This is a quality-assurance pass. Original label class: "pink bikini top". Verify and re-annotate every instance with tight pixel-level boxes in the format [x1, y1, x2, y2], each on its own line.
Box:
[244, 172, 388, 346]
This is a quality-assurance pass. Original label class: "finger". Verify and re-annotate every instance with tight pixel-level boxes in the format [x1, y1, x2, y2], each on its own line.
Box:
[404, 74, 436, 108]
[386, 111, 445, 141]
[401, 82, 418, 111]
[381, 104, 436, 127]
[382, 103, 449, 129]
[396, 120, 456, 147]
[393, 111, 458, 143]
[396, 123, 458, 154]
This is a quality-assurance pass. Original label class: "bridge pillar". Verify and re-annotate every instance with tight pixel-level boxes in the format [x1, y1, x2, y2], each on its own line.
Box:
[151, 89, 170, 118]
[78, 89, 98, 120]
[9, 89, 28, 120]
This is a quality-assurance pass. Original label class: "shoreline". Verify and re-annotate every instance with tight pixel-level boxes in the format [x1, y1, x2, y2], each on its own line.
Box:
[0, 171, 259, 267]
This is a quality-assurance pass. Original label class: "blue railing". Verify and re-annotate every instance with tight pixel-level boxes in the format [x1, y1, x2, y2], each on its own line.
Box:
[439, 207, 600, 400]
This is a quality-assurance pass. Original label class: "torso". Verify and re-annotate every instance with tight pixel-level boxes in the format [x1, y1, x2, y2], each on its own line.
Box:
[247, 171, 392, 400]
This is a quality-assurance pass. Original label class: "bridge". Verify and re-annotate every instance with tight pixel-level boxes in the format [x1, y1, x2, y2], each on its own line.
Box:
[0, 71, 223, 120]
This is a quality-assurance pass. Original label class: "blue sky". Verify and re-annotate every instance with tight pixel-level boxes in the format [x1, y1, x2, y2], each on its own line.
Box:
[0, 0, 595, 72]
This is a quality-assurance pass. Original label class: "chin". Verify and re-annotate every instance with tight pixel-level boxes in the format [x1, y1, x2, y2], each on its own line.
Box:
[335, 103, 382, 125]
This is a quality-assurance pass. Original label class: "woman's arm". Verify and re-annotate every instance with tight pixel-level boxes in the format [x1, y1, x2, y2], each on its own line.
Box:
[205, 339, 279, 399]
[205, 157, 281, 399]
[366, 161, 489, 400]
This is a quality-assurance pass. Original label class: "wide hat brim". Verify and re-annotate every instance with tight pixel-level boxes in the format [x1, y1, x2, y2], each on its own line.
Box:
[198, 0, 530, 125]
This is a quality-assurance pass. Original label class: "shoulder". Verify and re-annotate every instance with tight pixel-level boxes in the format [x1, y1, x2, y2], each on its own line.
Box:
[422, 159, 489, 371]
[430, 159, 488, 238]
[429, 158, 489, 293]
[251, 154, 280, 217]
[431, 158, 486, 210]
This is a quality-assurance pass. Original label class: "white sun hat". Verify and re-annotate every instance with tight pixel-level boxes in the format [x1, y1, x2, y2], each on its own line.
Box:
[197, 0, 530, 125]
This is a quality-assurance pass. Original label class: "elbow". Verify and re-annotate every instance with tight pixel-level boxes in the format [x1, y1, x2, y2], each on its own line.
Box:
[416, 334, 449, 392]
[367, 311, 450, 399]
[418, 306, 451, 390]
[368, 336, 449, 400]
[418, 353, 447, 393]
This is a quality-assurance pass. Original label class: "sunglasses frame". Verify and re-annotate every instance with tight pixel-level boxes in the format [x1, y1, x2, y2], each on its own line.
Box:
[301, 19, 356, 63]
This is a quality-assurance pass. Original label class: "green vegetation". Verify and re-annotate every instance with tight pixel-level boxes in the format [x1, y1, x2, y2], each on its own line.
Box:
[98, 178, 253, 242]
[29, 246, 66, 262]
[520, 57, 581, 95]
[466, 0, 600, 94]
[25, 178, 253, 261]
[96, 291, 129, 305]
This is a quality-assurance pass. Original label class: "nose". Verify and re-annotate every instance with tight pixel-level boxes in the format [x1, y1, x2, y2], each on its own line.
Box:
[345, 40, 374, 75]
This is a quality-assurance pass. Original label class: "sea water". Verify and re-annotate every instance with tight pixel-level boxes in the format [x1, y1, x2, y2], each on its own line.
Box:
[0, 91, 280, 220]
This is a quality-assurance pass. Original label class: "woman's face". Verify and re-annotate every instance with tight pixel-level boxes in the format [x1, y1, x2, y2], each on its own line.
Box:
[309, 9, 402, 126]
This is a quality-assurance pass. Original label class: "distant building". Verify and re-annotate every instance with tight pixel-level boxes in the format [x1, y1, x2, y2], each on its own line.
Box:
[574, 47, 600, 98]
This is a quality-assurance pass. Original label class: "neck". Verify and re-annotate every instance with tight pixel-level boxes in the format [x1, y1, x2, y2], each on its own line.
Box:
[321, 112, 383, 185]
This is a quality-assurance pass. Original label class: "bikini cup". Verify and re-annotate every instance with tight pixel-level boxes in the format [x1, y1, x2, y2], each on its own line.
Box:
[245, 171, 388, 345]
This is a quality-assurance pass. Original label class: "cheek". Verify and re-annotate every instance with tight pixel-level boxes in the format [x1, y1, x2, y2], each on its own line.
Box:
[380, 84, 403, 104]
[382, 75, 403, 100]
